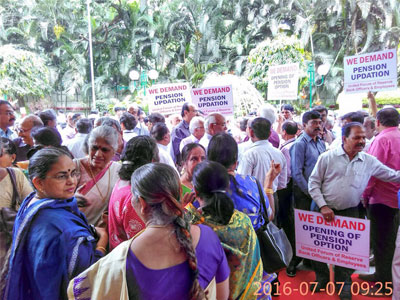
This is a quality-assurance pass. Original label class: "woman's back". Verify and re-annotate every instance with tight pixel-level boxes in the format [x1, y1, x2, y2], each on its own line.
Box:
[108, 179, 145, 249]
[203, 210, 263, 300]
[228, 174, 271, 231]
[126, 224, 229, 299]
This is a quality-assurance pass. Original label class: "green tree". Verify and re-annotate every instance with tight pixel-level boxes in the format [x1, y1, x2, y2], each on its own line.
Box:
[1, 0, 399, 109]
[244, 33, 310, 99]
[0, 44, 51, 106]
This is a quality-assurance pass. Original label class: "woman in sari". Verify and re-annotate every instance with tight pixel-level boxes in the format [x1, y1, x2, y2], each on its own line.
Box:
[75, 125, 121, 225]
[108, 136, 159, 250]
[0, 138, 33, 266]
[207, 132, 276, 228]
[1, 147, 107, 300]
[0, 138, 17, 168]
[192, 160, 265, 300]
[68, 163, 230, 300]
[180, 143, 206, 197]
[207, 133, 281, 298]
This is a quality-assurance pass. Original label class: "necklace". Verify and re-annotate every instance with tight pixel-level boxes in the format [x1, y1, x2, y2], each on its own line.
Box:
[85, 160, 111, 204]
[146, 224, 169, 229]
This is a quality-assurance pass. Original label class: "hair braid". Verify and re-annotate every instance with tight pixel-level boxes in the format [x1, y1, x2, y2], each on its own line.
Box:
[161, 195, 205, 299]
[131, 163, 206, 299]
[173, 214, 205, 300]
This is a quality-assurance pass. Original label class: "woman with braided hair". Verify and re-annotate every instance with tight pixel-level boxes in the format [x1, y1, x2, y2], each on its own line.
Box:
[108, 135, 159, 250]
[68, 163, 230, 300]
[191, 160, 265, 300]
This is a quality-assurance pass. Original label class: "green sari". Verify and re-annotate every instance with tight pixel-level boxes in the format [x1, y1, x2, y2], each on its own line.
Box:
[181, 184, 192, 198]
[188, 205, 263, 300]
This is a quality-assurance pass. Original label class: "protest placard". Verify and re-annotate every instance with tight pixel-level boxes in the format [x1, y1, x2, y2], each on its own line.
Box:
[344, 49, 397, 94]
[191, 85, 233, 116]
[267, 63, 299, 100]
[294, 209, 370, 271]
[147, 82, 191, 115]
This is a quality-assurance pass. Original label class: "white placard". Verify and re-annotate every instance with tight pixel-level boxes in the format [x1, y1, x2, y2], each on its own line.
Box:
[147, 83, 191, 115]
[295, 209, 370, 271]
[191, 85, 233, 116]
[344, 49, 397, 94]
[267, 63, 299, 100]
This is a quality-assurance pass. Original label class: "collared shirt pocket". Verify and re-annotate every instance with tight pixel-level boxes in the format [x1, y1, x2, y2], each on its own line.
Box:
[349, 170, 364, 189]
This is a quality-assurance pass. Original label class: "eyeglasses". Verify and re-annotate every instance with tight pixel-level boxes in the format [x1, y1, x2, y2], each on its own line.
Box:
[91, 145, 112, 153]
[46, 170, 80, 181]
[212, 122, 226, 127]
[17, 127, 31, 134]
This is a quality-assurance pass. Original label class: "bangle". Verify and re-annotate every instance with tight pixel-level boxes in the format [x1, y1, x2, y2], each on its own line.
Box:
[96, 246, 107, 253]
[264, 188, 274, 195]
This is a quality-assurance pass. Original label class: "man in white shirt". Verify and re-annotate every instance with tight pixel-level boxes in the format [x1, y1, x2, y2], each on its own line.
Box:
[238, 117, 254, 165]
[179, 116, 205, 152]
[308, 122, 400, 300]
[328, 111, 364, 150]
[127, 103, 149, 136]
[151, 122, 178, 174]
[113, 106, 126, 121]
[0, 100, 17, 139]
[62, 113, 81, 142]
[66, 118, 92, 159]
[363, 116, 376, 152]
[277, 120, 298, 272]
[120, 112, 137, 143]
[199, 113, 227, 151]
[237, 117, 287, 192]
[147, 113, 165, 133]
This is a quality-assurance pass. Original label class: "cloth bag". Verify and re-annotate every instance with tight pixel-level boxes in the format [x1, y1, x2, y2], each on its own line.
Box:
[255, 180, 293, 273]
[0, 168, 21, 249]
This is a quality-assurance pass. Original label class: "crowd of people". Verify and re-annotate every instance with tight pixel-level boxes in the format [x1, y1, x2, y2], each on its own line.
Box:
[0, 97, 400, 300]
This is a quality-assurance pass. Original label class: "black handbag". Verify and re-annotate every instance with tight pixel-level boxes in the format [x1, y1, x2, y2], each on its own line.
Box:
[0, 168, 21, 248]
[255, 179, 293, 273]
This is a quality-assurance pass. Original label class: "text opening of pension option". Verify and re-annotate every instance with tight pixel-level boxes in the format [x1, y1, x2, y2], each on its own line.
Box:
[294, 209, 370, 271]
[344, 49, 397, 94]
[267, 63, 299, 100]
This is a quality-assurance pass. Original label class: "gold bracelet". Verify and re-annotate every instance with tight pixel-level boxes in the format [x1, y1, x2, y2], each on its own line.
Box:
[96, 246, 107, 253]
[264, 188, 274, 195]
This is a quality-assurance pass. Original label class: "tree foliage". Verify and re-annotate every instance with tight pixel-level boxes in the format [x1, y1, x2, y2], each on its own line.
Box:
[0, 44, 51, 101]
[0, 0, 399, 109]
[245, 33, 310, 98]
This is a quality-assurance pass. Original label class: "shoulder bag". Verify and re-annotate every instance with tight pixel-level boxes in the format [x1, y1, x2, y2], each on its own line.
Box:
[255, 179, 293, 273]
[0, 168, 21, 247]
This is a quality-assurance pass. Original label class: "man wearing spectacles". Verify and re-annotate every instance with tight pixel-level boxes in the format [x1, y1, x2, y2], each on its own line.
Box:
[170, 103, 197, 164]
[13, 114, 43, 162]
[199, 112, 228, 151]
[0, 100, 17, 139]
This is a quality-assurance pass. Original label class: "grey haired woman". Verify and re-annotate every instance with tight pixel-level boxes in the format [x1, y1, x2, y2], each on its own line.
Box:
[75, 125, 121, 225]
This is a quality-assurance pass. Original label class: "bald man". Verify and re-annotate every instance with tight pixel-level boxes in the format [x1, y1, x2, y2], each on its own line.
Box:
[13, 114, 43, 162]
[199, 112, 227, 151]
